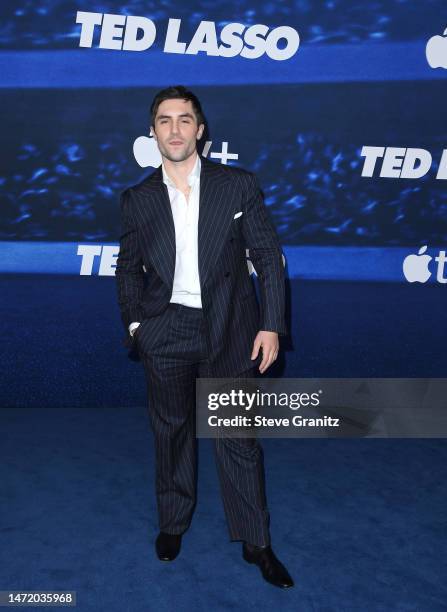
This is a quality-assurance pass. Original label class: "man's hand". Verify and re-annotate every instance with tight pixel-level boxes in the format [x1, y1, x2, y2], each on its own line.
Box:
[251, 331, 279, 374]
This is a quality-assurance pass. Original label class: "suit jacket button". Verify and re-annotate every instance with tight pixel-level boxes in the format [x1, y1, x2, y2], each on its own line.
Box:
[224, 272, 230, 277]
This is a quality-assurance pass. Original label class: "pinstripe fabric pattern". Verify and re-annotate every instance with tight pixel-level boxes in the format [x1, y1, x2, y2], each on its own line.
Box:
[115, 155, 285, 546]
[115, 155, 287, 378]
[140, 303, 271, 546]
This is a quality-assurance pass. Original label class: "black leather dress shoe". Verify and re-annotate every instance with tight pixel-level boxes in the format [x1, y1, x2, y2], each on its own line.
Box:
[155, 532, 182, 561]
[242, 543, 294, 588]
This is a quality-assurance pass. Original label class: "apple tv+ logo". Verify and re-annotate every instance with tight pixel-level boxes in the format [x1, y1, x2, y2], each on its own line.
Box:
[403, 246, 447, 283]
[426, 28, 447, 69]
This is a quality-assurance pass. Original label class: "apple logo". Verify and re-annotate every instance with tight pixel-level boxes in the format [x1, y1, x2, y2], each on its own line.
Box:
[402, 246, 432, 283]
[133, 134, 162, 168]
[426, 28, 447, 69]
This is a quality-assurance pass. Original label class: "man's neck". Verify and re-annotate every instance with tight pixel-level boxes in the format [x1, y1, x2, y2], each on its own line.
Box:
[162, 150, 198, 189]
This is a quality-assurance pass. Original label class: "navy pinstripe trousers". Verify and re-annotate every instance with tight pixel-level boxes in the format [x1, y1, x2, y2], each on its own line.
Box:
[137, 302, 271, 547]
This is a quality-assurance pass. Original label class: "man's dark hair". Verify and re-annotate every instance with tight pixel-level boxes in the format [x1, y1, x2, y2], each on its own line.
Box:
[150, 85, 205, 129]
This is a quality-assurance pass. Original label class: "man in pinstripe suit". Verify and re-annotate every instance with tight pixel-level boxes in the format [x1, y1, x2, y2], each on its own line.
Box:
[115, 86, 293, 588]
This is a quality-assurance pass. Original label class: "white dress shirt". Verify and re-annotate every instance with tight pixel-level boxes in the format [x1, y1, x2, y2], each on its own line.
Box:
[129, 153, 202, 336]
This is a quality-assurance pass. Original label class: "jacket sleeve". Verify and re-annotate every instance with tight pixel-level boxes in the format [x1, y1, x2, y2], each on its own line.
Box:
[115, 188, 145, 332]
[241, 172, 288, 336]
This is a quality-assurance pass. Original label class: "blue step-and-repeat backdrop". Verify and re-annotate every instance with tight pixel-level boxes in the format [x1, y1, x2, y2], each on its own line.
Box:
[1, 2, 446, 407]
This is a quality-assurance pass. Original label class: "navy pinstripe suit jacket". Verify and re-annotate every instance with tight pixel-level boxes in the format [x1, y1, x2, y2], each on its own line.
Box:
[115, 154, 287, 377]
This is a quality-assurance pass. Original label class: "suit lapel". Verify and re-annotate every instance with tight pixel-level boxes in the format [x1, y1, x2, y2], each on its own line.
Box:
[138, 167, 176, 290]
[198, 156, 232, 289]
[139, 155, 232, 291]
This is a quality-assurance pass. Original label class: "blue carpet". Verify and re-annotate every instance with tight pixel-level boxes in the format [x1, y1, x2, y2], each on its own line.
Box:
[1, 407, 446, 610]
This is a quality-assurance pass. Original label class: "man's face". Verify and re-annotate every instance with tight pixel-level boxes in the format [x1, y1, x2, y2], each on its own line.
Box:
[151, 98, 204, 163]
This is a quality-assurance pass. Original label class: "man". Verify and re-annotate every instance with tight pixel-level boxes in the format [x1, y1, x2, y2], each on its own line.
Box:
[115, 85, 293, 588]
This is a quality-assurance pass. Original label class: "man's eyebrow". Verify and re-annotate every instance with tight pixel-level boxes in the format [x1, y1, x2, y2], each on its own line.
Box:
[156, 113, 194, 121]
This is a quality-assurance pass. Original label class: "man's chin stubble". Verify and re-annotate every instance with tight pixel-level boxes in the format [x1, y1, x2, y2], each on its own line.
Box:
[161, 147, 196, 163]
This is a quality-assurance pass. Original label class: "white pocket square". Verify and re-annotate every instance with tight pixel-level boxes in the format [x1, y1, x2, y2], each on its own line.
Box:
[233, 211, 243, 219]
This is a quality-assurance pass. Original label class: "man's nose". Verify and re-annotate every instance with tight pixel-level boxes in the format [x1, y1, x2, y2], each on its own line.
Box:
[170, 121, 180, 135]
